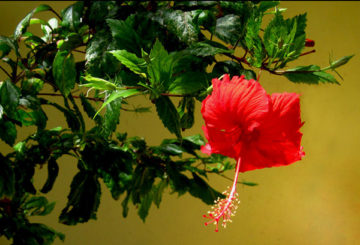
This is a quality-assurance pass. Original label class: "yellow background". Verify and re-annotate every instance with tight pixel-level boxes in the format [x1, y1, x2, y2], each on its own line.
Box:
[0, 1, 359, 245]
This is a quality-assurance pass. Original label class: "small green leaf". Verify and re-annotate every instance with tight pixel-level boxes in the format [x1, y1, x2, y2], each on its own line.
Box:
[188, 173, 224, 205]
[169, 72, 207, 94]
[152, 179, 168, 208]
[14, 4, 53, 39]
[159, 143, 185, 155]
[59, 171, 101, 225]
[110, 50, 147, 77]
[240, 181, 258, 186]
[187, 41, 233, 57]
[183, 134, 205, 147]
[23, 196, 55, 216]
[101, 95, 122, 138]
[0, 120, 17, 146]
[0, 155, 15, 198]
[80, 94, 102, 124]
[284, 65, 339, 85]
[138, 191, 153, 222]
[155, 96, 181, 138]
[95, 89, 141, 118]
[61, 2, 84, 31]
[21, 78, 44, 95]
[215, 14, 244, 46]
[80, 75, 118, 90]
[0, 79, 20, 117]
[0, 104, 3, 120]
[258, 1, 280, 13]
[163, 10, 200, 44]
[43, 100, 80, 131]
[212, 60, 244, 78]
[40, 158, 59, 194]
[323, 55, 354, 71]
[53, 50, 76, 97]
[0, 36, 19, 58]
[106, 18, 141, 54]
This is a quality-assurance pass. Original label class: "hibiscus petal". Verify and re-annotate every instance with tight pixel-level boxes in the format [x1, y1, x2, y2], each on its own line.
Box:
[201, 74, 270, 144]
[240, 93, 304, 172]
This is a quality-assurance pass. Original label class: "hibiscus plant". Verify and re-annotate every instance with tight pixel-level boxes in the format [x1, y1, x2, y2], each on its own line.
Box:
[0, 1, 352, 243]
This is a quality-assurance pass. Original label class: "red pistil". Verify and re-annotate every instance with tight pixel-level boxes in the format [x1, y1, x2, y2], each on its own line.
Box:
[203, 157, 242, 232]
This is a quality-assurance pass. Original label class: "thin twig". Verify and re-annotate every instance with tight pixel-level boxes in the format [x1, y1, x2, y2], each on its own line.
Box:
[0, 66, 11, 78]
[73, 49, 86, 54]
[299, 49, 316, 57]
[50, 9, 62, 20]
[38, 93, 104, 102]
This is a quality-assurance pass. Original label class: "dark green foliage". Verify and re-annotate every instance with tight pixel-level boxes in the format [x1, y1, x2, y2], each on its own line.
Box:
[155, 96, 181, 138]
[0, 1, 352, 244]
[52, 50, 76, 97]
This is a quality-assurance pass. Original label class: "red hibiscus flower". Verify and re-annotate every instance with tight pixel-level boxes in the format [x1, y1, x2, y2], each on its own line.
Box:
[201, 74, 304, 231]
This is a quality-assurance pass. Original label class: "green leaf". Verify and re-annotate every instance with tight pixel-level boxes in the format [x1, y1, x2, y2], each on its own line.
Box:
[162, 10, 200, 44]
[152, 179, 168, 208]
[0, 104, 4, 120]
[166, 164, 190, 196]
[0, 79, 20, 117]
[244, 10, 265, 67]
[0, 154, 15, 198]
[258, 1, 280, 13]
[43, 100, 80, 131]
[183, 134, 205, 147]
[14, 4, 53, 39]
[121, 192, 131, 218]
[323, 55, 355, 71]
[0, 36, 19, 58]
[138, 191, 153, 222]
[264, 12, 307, 67]
[0, 120, 17, 146]
[40, 158, 59, 194]
[240, 181, 258, 186]
[100, 94, 123, 138]
[106, 18, 141, 54]
[80, 94, 102, 124]
[147, 39, 180, 91]
[80, 75, 118, 90]
[23, 196, 55, 216]
[215, 14, 244, 45]
[61, 2, 84, 31]
[188, 173, 224, 205]
[53, 50, 76, 97]
[212, 60, 244, 78]
[85, 29, 112, 77]
[169, 72, 207, 94]
[178, 97, 195, 130]
[110, 50, 147, 77]
[284, 65, 339, 84]
[59, 171, 101, 225]
[155, 96, 181, 138]
[13, 223, 65, 244]
[159, 143, 185, 156]
[95, 89, 140, 118]
[187, 40, 233, 57]
[21, 78, 44, 95]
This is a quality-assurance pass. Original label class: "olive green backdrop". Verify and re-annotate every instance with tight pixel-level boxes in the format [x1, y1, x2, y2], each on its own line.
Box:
[0, 1, 359, 245]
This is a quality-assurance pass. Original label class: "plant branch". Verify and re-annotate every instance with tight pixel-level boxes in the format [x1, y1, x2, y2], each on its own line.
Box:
[50, 9, 62, 20]
[0, 66, 11, 78]
[38, 93, 104, 102]
[224, 49, 318, 76]
[73, 49, 86, 54]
